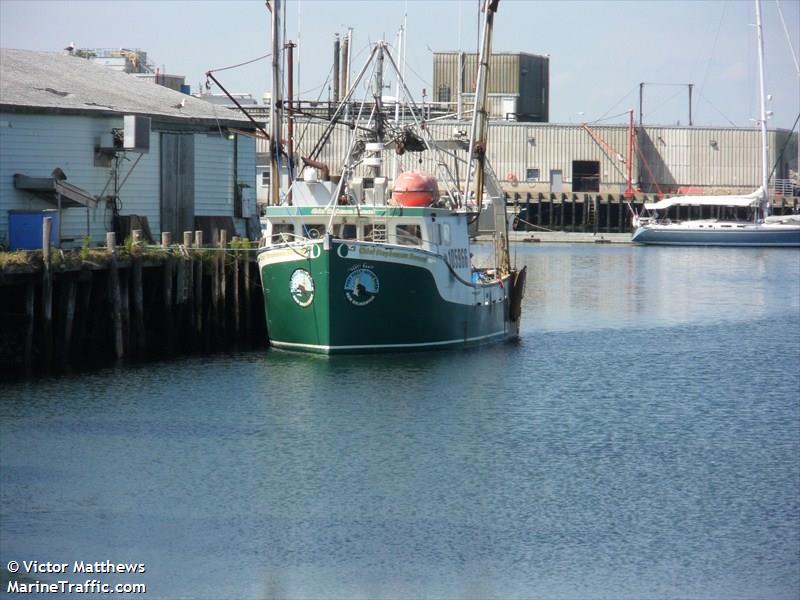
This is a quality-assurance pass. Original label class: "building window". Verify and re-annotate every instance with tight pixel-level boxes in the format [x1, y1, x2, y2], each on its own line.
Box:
[261, 171, 269, 187]
[438, 85, 451, 103]
[525, 168, 540, 182]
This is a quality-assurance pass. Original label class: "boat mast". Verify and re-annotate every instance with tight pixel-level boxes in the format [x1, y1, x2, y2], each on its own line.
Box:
[755, 0, 769, 219]
[373, 43, 385, 165]
[464, 0, 509, 276]
[464, 0, 498, 211]
[269, 0, 283, 206]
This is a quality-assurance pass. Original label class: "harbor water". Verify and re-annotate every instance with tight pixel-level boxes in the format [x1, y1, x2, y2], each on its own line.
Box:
[2, 244, 799, 599]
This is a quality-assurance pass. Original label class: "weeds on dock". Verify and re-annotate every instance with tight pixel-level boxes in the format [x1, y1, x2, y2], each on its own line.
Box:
[0, 242, 252, 274]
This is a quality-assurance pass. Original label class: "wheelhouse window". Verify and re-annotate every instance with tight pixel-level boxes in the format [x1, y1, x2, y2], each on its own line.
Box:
[439, 223, 451, 245]
[334, 224, 357, 240]
[363, 224, 387, 242]
[395, 224, 422, 246]
[271, 223, 295, 242]
[303, 223, 326, 239]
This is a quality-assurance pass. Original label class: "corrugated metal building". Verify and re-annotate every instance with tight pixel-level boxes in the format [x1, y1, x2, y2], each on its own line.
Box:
[0, 48, 258, 248]
[432, 52, 549, 121]
[259, 116, 795, 199]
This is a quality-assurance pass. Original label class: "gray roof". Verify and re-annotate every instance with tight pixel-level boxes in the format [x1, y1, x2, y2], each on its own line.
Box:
[0, 48, 254, 128]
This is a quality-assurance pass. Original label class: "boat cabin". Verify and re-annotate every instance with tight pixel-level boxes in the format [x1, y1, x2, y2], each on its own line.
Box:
[262, 205, 475, 278]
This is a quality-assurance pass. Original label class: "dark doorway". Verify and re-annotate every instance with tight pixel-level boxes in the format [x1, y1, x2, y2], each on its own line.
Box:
[160, 133, 195, 237]
[572, 160, 600, 192]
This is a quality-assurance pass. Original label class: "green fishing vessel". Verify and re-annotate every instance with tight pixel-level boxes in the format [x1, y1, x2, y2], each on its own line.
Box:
[257, 0, 526, 353]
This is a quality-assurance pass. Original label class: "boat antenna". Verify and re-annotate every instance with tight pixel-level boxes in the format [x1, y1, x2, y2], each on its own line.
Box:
[755, 0, 769, 219]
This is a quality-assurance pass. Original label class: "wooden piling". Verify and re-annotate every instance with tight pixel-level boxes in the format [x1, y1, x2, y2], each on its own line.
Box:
[569, 194, 575, 232]
[182, 231, 195, 341]
[62, 280, 77, 369]
[194, 230, 204, 339]
[24, 282, 35, 376]
[232, 237, 240, 337]
[219, 229, 227, 340]
[162, 231, 174, 354]
[120, 271, 130, 353]
[244, 240, 252, 338]
[42, 217, 53, 372]
[210, 230, 220, 338]
[77, 273, 93, 358]
[525, 194, 532, 232]
[107, 231, 124, 360]
[131, 229, 146, 356]
[536, 193, 542, 227]
[582, 194, 589, 232]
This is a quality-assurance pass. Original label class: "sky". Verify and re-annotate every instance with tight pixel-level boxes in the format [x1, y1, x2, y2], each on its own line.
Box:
[1, 0, 799, 130]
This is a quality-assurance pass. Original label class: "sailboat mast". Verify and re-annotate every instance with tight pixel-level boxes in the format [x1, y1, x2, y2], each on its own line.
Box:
[755, 0, 769, 218]
[269, 0, 283, 206]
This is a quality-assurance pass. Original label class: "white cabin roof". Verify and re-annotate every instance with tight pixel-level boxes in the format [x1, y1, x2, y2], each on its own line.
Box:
[644, 189, 763, 210]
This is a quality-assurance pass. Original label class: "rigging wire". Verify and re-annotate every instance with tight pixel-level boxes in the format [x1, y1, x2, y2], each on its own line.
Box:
[696, 91, 738, 127]
[588, 110, 632, 125]
[695, 0, 728, 123]
[776, 0, 800, 75]
[645, 87, 691, 123]
[593, 83, 639, 124]
[207, 52, 271, 74]
[768, 112, 800, 183]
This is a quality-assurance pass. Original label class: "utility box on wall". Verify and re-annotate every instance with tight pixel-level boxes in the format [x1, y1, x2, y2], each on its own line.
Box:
[8, 209, 59, 250]
[124, 115, 151, 153]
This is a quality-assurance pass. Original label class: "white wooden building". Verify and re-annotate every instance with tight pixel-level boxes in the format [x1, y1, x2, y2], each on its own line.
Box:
[0, 48, 259, 248]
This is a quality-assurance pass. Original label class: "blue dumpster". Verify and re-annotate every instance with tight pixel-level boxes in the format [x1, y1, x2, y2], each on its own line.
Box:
[8, 210, 59, 250]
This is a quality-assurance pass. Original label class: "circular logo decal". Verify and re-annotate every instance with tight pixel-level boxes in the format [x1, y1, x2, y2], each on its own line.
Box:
[344, 268, 379, 306]
[290, 269, 315, 307]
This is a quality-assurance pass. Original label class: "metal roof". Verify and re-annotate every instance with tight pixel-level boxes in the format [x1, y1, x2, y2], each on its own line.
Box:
[0, 48, 254, 128]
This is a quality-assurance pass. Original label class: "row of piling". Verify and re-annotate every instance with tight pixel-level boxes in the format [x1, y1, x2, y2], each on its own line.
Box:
[0, 218, 266, 378]
[509, 192, 800, 233]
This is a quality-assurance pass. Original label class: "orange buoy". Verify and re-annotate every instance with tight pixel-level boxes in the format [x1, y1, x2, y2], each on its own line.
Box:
[392, 171, 439, 207]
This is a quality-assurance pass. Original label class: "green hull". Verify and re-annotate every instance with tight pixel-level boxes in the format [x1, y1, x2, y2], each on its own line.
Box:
[258, 240, 519, 354]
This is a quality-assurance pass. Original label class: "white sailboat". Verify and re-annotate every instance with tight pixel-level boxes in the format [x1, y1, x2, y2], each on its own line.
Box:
[631, 0, 800, 247]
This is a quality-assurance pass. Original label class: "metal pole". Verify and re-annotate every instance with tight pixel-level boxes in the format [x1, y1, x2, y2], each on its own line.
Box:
[688, 83, 693, 126]
[625, 109, 634, 198]
[333, 33, 340, 104]
[269, 0, 282, 207]
[286, 40, 296, 205]
[639, 82, 644, 126]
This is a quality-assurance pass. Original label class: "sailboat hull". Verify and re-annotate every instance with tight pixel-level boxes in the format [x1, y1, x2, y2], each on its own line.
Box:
[257, 240, 520, 354]
[632, 221, 800, 247]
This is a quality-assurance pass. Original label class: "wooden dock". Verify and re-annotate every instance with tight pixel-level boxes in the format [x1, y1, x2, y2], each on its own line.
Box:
[0, 220, 266, 378]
